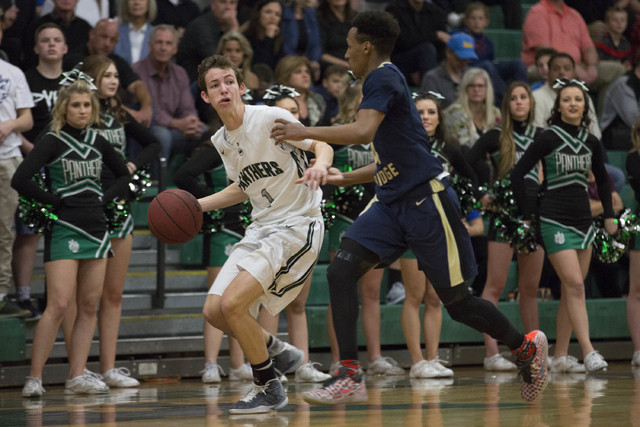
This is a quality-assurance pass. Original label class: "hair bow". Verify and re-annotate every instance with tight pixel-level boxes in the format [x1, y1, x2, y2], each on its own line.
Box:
[262, 85, 300, 100]
[59, 68, 97, 91]
[552, 78, 589, 92]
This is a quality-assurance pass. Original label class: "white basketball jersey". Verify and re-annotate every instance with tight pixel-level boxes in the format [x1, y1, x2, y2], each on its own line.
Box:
[210, 105, 322, 224]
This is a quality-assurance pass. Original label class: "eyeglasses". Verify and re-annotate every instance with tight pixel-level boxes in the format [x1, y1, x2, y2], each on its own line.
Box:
[467, 84, 487, 89]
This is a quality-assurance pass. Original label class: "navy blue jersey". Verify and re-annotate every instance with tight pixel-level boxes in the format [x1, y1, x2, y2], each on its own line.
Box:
[358, 63, 444, 204]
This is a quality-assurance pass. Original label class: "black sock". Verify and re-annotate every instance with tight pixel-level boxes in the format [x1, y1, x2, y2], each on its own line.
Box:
[251, 359, 276, 385]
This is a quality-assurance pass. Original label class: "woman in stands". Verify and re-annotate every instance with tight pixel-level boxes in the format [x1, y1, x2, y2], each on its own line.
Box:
[244, 0, 285, 71]
[215, 31, 260, 90]
[465, 81, 546, 372]
[114, 0, 157, 64]
[16, 78, 130, 397]
[275, 55, 331, 127]
[444, 67, 501, 149]
[511, 79, 616, 373]
[316, 0, 355, 72]
[79, 55, 160, 388]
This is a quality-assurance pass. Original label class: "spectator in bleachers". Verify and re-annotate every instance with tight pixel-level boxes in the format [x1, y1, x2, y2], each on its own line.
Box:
[133, 25, 204, 164]
[534, 53, 627, 192]
[177, 0, 240, 83]
[421, 32, 477, 109]
[13, 23, 68, 320]
[215, 30, 259, 90]
[64, 18, 154, 127]
[451, 0, 523, 30]
[564, 0, 627, 42]
[444, 67, 501, 148]
[114, 0, 157, 65]
[244, 0, 284, 71]
[39, 0, 116, 27]
[316, 64, 348, 121]
[317, 0, 353, 73]
[281, 0, 322, 82]
[626, 116, 640, 368]
[460, 2, 527, 105]
[23, 0, 92, 69]
[522, 0, 625, 109]
[0, 11, 34, 319]
[530, 47, 557, 91]
[252, 62, 275, 102]
[600, 52, 640, 150]
[152, 0, 201, 38]
[0, 0, 37, 66]
[596, 6, 632, 70]
[385, 0, 448, 87]
[275, 55, 330, 126]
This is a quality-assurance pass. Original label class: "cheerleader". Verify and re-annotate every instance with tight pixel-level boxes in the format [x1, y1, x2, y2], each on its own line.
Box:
[511, 79, 617, 373]
[15, 78, 130, 397]
[466, 82, 546, 372]
[77, 55, 160, 387]
[401, 91, 482, 379]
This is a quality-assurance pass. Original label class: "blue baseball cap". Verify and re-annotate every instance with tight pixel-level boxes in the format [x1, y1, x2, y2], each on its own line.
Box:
[447, 33, 478, 60]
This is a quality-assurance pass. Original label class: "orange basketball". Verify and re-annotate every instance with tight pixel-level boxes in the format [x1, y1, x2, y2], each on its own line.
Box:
[147, 189, 203, 245]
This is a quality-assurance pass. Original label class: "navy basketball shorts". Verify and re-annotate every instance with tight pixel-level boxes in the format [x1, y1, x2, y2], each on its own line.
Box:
[343, 178, 477, 289]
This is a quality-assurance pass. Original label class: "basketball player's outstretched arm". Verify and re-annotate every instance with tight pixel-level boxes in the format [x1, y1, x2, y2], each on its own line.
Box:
[271, 108, 384, 146]
[198, 182, 249, 213]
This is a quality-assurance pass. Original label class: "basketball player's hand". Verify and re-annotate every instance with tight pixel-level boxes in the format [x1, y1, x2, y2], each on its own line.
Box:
[271, 119, 308, 142]
[604, 217, 618, 236]
[297, 162, 329, 190]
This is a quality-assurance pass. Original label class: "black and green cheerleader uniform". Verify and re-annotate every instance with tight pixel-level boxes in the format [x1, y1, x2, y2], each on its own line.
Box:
[97, 101, 160, 238]
[511, 119, 614, 254]
[11, 125, 130, 261]
[466, 120, 542, 243]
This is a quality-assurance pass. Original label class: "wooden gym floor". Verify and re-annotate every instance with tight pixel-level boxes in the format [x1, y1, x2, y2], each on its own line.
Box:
[1, 362, 638, 426]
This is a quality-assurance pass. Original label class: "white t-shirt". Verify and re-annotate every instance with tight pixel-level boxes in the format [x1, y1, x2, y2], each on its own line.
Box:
[0, 60, 34, 159]
[210, 105, 322, 224]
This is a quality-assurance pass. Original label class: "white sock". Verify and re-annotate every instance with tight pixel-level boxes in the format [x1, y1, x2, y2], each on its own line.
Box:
[18, 286, 30, 301]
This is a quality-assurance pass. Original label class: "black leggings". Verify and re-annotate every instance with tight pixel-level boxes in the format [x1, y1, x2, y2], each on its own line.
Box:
[327, 238, 525, 361]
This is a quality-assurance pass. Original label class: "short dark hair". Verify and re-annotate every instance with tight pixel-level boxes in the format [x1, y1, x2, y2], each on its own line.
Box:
[534, 47, 557, 63]
[548, 52, 575, 70]
[197, 55, 244, 92]
[35, 22, 66, 44]
[351, 11, 400, 57]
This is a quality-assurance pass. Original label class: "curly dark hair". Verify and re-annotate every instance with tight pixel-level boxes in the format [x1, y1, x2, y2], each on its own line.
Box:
[351, 11, 400, 57]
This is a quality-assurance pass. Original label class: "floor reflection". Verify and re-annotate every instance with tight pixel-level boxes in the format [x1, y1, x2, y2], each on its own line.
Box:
[2, 363, 639, 426]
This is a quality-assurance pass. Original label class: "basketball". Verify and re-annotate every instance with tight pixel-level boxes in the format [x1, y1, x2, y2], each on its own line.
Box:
[147, 189, 203, 245]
